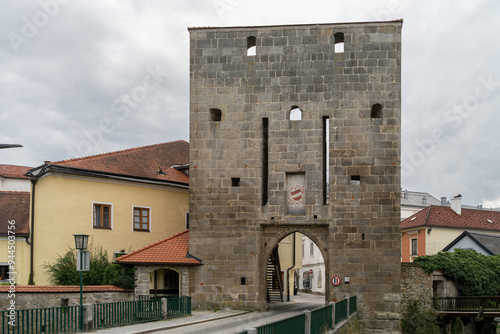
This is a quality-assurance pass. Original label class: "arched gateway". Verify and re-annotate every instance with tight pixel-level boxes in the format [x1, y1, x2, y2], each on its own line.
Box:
[188, 20, 403, 333]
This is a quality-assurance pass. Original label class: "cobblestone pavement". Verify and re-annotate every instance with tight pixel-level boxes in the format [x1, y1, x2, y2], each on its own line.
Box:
[87, 293, 326, 334]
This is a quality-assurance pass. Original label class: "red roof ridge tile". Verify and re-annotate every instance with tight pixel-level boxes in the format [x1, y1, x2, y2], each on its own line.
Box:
[51, 140, 188, 165]
[116, 229, 190, 262]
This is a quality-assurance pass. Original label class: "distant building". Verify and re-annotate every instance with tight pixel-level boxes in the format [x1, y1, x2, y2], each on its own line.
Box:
[401, 190, 441, 220]
[299, 235, 325, 295]
[443, 230, 500, 255]
[401, 195, 500, 262]
[0, 164, 31, 191]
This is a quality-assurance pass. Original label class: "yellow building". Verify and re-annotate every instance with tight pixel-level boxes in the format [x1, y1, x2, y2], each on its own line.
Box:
[277, 233, 302, 301]
[25, 141, 189, 285]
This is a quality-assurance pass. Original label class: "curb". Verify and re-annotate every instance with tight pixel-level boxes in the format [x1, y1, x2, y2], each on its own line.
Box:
[130, 311, 249, 334]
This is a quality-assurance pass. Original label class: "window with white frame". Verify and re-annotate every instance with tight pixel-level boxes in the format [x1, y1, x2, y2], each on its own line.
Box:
[310, 242, 314, 257]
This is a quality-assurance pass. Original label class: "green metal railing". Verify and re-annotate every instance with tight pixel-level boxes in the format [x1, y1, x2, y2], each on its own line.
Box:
[311, 304, 333, 334]
[349, 295, 357, 315]
[1, 306, 81, 334]
[334, 298, 348, 325]
[166, 296, 191, 319]
[92, 299, 161, 330]
[255, 313, 305, 334]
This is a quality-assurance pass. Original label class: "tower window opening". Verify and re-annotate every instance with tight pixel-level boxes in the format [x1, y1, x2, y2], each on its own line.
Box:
[371, 104, 382, 119]
[334, 32, 344, 53]
[247, 36, 256, 56]
[210, 108, 222, 122]
[290, 106, 302, 121]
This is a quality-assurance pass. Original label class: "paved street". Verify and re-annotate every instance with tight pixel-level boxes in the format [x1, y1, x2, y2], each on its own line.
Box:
[157, 293, 326, 334]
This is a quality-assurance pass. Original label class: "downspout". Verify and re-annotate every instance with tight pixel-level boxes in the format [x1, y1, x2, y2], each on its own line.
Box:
[28, 177, 37, 285]
[285, 233, 296, 302]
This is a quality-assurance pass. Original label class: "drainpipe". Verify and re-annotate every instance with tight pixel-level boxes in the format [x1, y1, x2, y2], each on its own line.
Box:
[285, 233, 296, 302]
[28, 177, 37, 285]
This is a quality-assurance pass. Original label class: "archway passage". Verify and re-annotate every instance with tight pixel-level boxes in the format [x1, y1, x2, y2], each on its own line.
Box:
[264, 229, 328, 306]
[150, 268, 180, 296]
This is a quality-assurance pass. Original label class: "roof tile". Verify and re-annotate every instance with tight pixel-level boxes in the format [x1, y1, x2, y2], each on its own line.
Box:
[49, 140, 189, 184]
[115, 229, 200, 265]
[0, 165, 32, 179]
[0, 191, 30, 235]
[401, 205, 500, 232]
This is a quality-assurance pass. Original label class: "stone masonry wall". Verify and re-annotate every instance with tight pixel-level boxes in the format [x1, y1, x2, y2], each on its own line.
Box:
[189, 20, 402, 333]
[0, 291, 133, 310]
[401, 263, 432, 312]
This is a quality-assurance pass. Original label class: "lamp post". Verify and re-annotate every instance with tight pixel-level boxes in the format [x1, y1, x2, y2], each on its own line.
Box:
[74, 234, 89, 331]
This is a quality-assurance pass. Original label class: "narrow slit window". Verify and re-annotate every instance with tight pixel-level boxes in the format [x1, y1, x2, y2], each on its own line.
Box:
[323, 116, 329, 205]
[334, 32, 344, 53]
[210, 108, 222, 122]
[240, 277, 246, 285]
[247, 36, 256, 56]
[351, 175, 360, 185]
[290, 106, 302, 121]
[262, 118, 269, 205]
[371, 104, 382, 118]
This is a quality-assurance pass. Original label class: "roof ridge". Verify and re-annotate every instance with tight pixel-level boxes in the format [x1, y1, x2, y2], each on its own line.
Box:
[51, 140, 188, 164]
[0, 191, 30, 194]
[116, 229, 189, 261]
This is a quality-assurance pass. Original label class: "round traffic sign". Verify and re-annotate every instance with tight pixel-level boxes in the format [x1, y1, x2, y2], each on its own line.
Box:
[309, 269, 313, 274]
[331, 276, 341, 286]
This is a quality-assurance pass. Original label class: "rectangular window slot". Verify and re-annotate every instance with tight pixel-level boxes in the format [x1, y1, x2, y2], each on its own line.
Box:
[350, 175, 360, 185]
[262, 118, 269, 205]
[241, 277, 246, 285]
[231, 177, 240, 187]
[323, 116, 329, 205]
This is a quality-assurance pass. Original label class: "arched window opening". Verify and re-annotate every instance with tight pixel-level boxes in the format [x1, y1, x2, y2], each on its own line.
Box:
[334, 32, 344, 53]
[290, 106, 302, 121]
[371, 104, 382, 119]
[210, 108, 222, 122]
[247, 36, 256, 56]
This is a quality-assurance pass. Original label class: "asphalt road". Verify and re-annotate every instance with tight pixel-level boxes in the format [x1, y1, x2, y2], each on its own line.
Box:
[158, 293, 326, 334]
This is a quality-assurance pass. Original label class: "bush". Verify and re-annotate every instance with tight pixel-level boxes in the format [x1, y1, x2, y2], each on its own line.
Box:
[402, 299, 441, 334]
[44, 242, 133, 288]
[414, 249, 500, 296]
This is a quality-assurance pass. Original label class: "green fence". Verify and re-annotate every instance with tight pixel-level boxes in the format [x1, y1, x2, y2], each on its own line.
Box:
[311, 304, 333, 334]
[334, 298, 348, 325]
[256, 313, 306, 334]
[92, 299, 162, 330]
[349, 295, 357, 315]
[166, 296, 191, 319]
[1, 306, 81, 334]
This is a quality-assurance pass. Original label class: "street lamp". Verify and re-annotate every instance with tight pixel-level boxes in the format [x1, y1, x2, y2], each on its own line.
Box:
[73, 234, 89, 331]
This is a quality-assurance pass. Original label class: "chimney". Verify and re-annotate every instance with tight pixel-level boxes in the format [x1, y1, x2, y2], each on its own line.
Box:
[450, 194, 462, 214]
[441, 197, 447, 206]
[403, 190, 408, 199]
[422, 196, 427, 205]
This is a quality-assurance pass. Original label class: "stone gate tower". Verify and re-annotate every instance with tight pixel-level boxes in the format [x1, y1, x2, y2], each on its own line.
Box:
[188, 20, 402, 333]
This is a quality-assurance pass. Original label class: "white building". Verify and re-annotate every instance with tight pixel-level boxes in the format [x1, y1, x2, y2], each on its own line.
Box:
[298, 235, 325, 294]
[0, 164, 31, 191]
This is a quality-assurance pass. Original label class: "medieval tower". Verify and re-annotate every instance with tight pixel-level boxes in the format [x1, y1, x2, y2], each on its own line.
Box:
[188, 20, 402, 332]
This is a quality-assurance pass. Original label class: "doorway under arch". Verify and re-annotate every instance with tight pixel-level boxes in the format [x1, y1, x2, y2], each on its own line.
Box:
[149, 268, 180, 296]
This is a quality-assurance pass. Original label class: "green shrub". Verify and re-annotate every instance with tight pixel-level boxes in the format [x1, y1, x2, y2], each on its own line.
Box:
[45, 242, 136, 288]
[414, 249, 500, 296]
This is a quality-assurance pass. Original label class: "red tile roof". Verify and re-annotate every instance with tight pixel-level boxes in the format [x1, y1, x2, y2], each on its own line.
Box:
[0, 164, 32, 179]
[0, 285, 131, 293]
[0, 191, 30, 235]
[48, 140, 189, 184]
[115, 229, 201, 265]
[401, 205, 500, 232]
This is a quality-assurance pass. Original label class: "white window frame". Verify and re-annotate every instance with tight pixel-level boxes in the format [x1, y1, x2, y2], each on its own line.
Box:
[411, 238, 418, 256]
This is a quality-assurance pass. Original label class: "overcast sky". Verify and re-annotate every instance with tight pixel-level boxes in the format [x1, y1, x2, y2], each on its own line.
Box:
[1, 0, 499, 207]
